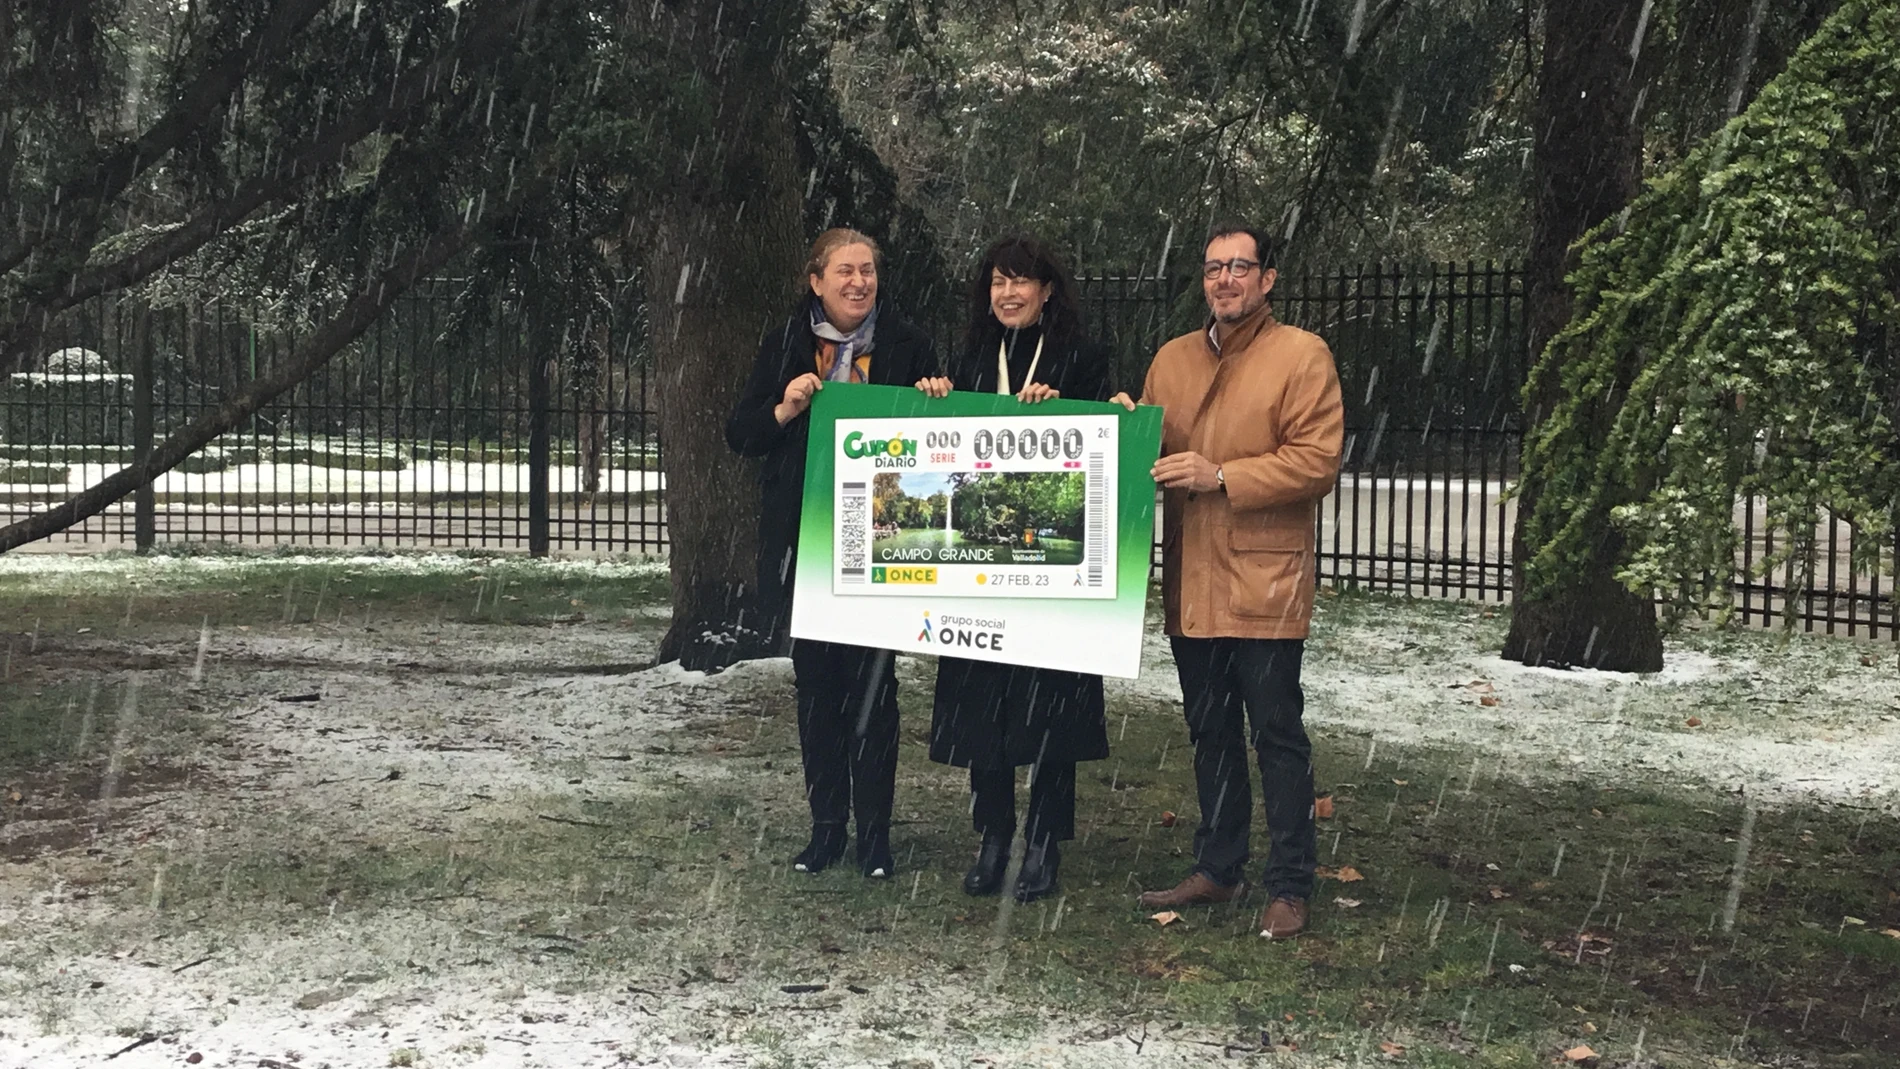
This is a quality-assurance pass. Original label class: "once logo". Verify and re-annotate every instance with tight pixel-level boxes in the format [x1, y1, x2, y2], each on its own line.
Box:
[934, 613, 1006, 652]
[873, 566, 937, 585]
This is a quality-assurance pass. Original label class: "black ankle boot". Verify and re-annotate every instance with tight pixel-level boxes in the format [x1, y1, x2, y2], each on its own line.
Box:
[962, 835, 1011, 897]
[1014, 840, 1060, 903]
[856, 824, 894, 879]
[792, 824, 847, 874]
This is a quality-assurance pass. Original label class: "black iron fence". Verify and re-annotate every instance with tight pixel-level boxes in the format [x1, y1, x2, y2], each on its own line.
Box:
[1, 280, 663, 554]
[1079, 263, 1529, 610]
[2, 263, 1892, 640]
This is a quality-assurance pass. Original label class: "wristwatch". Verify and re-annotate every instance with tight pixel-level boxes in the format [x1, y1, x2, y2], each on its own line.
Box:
[1215, 466, 1226, 492]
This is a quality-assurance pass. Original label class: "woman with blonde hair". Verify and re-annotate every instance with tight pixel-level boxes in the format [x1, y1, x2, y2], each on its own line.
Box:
[727, 228, 938, 878]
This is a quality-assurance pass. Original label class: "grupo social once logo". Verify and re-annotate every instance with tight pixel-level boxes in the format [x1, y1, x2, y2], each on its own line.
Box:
[931, 613, 1005, 652]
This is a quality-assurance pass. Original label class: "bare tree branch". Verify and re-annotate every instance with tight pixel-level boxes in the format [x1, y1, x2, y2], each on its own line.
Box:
[0, 221, 477, 553]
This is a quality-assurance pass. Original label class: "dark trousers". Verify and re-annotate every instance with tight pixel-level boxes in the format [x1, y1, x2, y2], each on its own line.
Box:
[969, 762, 1076, 845]
[791, 639, 900, 833]
[1170, 636, 1317, 899]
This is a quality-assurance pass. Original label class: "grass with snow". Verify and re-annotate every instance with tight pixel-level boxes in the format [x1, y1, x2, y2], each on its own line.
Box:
[0, 554, 1895, 1068]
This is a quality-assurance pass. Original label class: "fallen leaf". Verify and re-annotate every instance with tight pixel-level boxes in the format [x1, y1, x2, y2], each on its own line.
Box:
[1391, 779, 1409, 786]
[293, 985, 356, 1010]
[1844, 916, 1867, 926]
[1159, 810, 1177, 828]
[1378, 1040, 1405, 1056]
[1313, 795, 1335, 819]
[1465, 680, 1495, 693]
[1563, 1045, 1599, 1064]
[1479, 695, 1501, 707]
[1582, 1021, 1597, 1034]
[1880, 929, 1900, 940]
[1316, 865, 1365, 883]
[1335, 898, 1363, 908]
[1488, 887, 1511, 899]
[1151, 911, 1182, 927]
[1685, 716, 1702, 727]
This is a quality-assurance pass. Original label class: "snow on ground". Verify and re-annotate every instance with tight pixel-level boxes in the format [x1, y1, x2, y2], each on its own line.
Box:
[2, 556, 1896, 1067]
[1, 608, 1292, 1068]
[2, 461, 666, 498]
[0, 549, 668, 579]
[1109, 597, 1900, 813]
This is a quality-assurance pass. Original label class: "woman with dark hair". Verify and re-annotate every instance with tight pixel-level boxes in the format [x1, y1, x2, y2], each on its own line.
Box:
[727, 228, 938, 879]
[914, 234, 1113, 902]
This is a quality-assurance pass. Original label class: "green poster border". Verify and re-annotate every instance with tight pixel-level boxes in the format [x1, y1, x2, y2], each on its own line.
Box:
[795, 383, 1163, 647]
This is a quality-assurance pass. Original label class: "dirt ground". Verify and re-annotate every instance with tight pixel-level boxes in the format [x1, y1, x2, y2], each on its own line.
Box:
[2, 552, 1896, 1069]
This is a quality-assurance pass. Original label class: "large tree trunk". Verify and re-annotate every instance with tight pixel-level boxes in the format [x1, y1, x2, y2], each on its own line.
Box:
[647, 0, 807, 670]
[1502, 0, 1663, 671]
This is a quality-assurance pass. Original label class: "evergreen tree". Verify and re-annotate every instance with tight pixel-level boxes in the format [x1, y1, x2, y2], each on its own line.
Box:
[1514, 0, 1898, 626]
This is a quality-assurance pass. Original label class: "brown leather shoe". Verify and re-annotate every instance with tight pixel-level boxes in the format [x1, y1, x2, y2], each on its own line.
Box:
[1136, 872, 1248, 909]
[1257, 895, 1309, 939]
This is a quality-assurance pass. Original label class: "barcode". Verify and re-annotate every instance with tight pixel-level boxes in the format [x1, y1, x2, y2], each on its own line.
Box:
[1085, 453, 1106, 587]
[839, 481, 868, 582]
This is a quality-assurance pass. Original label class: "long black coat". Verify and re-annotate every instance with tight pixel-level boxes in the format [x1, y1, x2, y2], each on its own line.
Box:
[927, 327, 1113, 770]
[725, 304, 938, 640]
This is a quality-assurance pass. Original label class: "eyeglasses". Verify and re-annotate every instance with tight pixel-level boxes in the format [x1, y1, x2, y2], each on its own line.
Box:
[1202, 258, 1262, 280]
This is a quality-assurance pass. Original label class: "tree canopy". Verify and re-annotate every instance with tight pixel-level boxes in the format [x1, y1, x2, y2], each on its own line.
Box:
[1515, 0, 1898, 622]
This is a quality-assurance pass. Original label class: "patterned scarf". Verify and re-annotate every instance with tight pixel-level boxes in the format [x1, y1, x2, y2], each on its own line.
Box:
[811, 299, 878, 383]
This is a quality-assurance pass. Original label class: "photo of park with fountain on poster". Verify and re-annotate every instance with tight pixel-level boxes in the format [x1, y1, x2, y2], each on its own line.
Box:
[871, 471, 1088, 565]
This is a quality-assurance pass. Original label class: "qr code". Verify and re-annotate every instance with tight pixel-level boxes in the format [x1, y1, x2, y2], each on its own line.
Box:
[839, 481, 867, 581]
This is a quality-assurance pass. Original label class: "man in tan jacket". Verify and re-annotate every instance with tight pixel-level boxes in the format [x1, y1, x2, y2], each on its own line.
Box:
[1112, 224, 1344, 939]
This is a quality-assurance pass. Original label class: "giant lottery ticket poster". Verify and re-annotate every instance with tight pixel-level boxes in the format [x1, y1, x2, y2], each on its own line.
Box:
[789, 383, 1163, 678]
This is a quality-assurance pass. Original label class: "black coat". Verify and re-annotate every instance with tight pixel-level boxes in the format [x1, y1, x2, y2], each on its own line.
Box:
[928, 326, 1113, 770]
[725, 304, 938, 640]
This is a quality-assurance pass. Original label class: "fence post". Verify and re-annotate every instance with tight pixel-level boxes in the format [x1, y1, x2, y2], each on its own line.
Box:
[133, 311, 155, 553]
[528, 347, 551, 557]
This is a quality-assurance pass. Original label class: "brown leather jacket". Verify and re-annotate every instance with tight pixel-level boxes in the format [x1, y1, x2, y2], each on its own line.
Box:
[1141, 303, 1344, 639]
